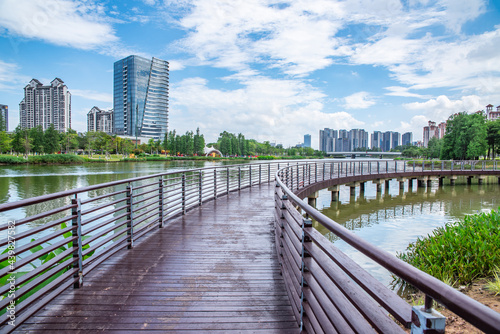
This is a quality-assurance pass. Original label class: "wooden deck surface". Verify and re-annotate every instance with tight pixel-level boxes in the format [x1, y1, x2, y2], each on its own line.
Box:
[15, 183, 298, 333]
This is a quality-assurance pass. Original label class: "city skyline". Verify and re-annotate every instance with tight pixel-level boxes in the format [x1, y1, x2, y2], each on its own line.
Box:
[1, 1, 500, 149]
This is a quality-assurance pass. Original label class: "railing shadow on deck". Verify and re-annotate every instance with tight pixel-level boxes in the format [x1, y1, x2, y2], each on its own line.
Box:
[0, 161, 291, 333]
[274, 160, 500, 333]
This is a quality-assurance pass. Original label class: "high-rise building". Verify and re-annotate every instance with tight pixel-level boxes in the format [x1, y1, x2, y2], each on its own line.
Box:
[0, 104, 7, 132]
[382, 131, 392, 152]
[371, 131, 382, 150]
[423, 121, 445, 147]
[392, 132, 400, 149]
[19, 78, 71, 132]
[303, 134, 311, 148]
[319, 128, 337, 152]
[402, 132, 413, 146]
[113, 55, 169, 140]
[87, 106, 114, 134]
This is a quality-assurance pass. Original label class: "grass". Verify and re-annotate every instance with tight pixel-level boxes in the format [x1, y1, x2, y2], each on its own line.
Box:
[486, 267, 500, 296]
[0, 155, 27, 164]
[393, 208, 500, 292]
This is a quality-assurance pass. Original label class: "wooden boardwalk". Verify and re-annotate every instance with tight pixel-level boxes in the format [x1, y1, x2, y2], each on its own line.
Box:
[15, 183, 298, 333]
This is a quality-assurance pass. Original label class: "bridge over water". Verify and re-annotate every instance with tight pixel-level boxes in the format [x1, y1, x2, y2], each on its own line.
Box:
[1, 160, 500, 333]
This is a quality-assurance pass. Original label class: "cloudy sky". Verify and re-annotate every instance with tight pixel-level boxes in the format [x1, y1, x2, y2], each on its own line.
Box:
[0, 0, 499, 148]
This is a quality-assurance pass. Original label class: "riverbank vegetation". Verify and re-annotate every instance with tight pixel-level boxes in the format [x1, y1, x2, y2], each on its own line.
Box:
[394, 209, 500, 291]
[400, 114, 500, 160]
[0, 126, 324, 164]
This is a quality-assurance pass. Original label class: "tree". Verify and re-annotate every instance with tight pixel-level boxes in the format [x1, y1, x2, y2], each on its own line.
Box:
[486, 119, 500, 159]
[44, 124, 61, 154]
[29, 126, 44, 154]
[193, 128, 205, 155]
[61, 129, 79, 153]
[0, 131, 12, 153]
[427, 137, 442, 159]
[441, 112, 487, 160]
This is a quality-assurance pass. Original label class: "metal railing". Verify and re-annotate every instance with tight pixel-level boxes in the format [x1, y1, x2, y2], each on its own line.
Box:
[0, 160, 294, 332]
[274, 160, 500, 333]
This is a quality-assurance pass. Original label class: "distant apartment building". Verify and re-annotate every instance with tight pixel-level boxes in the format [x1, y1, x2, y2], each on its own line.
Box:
[423, 121, 446, 147]
[382, 131, 392, 152]
[87, 107, 114, 134]
[0, 104, 7, 131]
[486, 104, 500, 121]
[303, 134, 311, 148]
[402, 132, 413, 146]
[349, 129, 368, 151]
[392, 132, 400, 149]
[19, 78, 71, 132]
[319, 128, 337, 152]
[371, 131, 382, 150]
[113, 55, 169, 140]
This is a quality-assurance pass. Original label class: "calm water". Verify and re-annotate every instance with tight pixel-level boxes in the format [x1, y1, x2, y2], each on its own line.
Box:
[314, 177, 500, 286]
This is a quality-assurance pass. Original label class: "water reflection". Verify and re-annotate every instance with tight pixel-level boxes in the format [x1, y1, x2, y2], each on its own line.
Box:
[315, 177, 500, 286]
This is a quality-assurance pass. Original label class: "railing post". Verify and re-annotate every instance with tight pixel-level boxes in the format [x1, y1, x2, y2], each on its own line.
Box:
[268, 164, 271, 183]
[214, 169, 217, 199]
[300, 218, 312, 332]
[404, 161, 406, 173]
[297, 164, 300, 189]
[413, 161, 415, 172]
[441, 161, 444, 171]
[451, 160, 453, 171]
[126, 184, 134, 248]
[431, 161, 434, 171]
[482, 161, 485, 171]
[238, 167, 241, 190]
[315, 163, 317, 182]
[291, 167, 294, 190]
[377, 161, 380, 174]
[227, 167, 230, 194]
[71, 196, 83, 288]
[159, 177, 164, 228]
[182, 174, 186, 214]
[323, 163, 326, 180]
[386, 161, 388, 173]
[259, 164, 262, 184]
[199, 171, 203, 206]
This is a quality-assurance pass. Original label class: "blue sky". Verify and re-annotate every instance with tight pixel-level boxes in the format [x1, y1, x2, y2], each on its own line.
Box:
[0, 0, 499, 149]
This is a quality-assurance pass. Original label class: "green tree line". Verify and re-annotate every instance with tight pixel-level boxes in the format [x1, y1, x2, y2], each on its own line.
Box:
[401, 112, 500, 160]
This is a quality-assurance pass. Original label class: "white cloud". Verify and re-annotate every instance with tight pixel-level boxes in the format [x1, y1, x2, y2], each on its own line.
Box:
[0, 0, 118, 50]
[0, 60, 31, 92]
[397, 115, 429, 140]
[71, 89, 113, 103]
[170, 76, 363, 148]
[343, 92, 376, 109]
[385, 86, 429, 99]
[403, 95, 483, 122]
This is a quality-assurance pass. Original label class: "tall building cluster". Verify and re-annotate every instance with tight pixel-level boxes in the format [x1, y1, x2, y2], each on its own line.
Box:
[320, 128, 410, 153]
[19, 78, 71, 132]
[423, 121, 446, 147]
[17, 56, 169, 141]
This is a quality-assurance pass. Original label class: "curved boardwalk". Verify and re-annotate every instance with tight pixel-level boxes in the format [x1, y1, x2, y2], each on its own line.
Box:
[14, 183, 298, 333]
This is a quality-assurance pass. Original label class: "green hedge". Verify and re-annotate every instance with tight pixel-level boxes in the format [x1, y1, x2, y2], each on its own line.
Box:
[0, 155, 27, 164]
[28, 154, 86, 164]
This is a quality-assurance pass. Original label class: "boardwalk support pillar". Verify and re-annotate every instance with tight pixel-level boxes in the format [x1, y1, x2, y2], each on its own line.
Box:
[411, 296, 446, 334]
[449, 175, 457, 186]
[307, 192, 319, 207]
[328, 185, 340, 202]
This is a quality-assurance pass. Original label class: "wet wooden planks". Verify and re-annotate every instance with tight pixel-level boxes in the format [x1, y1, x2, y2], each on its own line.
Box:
[15, 184, 298, 333]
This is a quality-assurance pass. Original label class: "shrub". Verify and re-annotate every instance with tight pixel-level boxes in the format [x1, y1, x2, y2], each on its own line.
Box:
[28, 154, 86, 164]
[394, 209, 500, 289]
[0, 155, 27, 164]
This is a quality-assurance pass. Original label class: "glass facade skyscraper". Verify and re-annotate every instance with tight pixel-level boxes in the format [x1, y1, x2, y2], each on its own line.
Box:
[113, 55, 169, 140]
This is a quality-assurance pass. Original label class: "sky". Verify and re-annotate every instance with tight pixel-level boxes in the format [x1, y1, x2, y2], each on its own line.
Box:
[0, 0, 499, 149]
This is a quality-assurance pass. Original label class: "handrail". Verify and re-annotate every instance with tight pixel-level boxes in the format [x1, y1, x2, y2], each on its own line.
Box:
[274, 160, 500, 333]
[0, 160, 297, 333]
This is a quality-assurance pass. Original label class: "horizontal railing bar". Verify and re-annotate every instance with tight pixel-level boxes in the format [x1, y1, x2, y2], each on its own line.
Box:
[82, 236, 129, 274]
[132, 182, 158, 191]
[81, 204, 129, 227]
[0, 214, 75, 256]
[80, 189, 128, 205]
[132, 210, 159, 228]
[133, 193, 159, 206]
[82, 213, 129, 237]
[81, 197, 127, 216]
[0, 204, 76, 231]
[133, 203, 159, 220]
[82, 227, 128, 256]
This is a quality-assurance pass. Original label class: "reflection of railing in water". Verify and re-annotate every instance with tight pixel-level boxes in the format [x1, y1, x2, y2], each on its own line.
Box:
[275, 160, 500, 333]
[0, 161, 286, 332]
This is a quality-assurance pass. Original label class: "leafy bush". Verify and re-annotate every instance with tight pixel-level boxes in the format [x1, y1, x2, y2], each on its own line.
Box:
[394, 209, 500, 289]
[28, 154, 86, 164]
[257, 156, 275, 160]
[0, 155, 27, 164]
